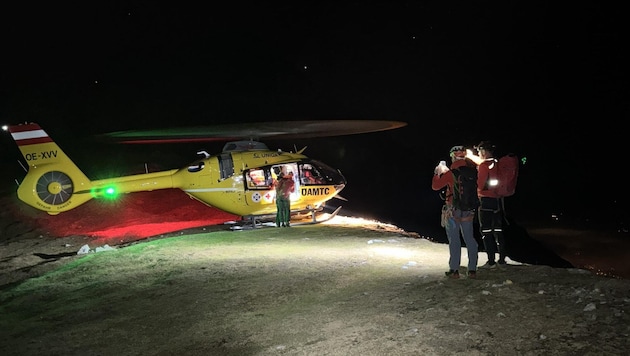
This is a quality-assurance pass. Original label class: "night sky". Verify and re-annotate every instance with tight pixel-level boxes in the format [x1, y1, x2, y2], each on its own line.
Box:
[1, 2, 628, 237]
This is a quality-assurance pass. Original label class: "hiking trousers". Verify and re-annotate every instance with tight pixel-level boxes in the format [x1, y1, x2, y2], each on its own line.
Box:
[478, 197, 506, 263]
[444, 208, 478, 272]
[275, 196, 291, 226]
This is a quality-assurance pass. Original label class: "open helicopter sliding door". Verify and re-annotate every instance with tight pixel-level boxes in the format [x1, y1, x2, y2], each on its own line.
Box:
[278, 163, 299, 201]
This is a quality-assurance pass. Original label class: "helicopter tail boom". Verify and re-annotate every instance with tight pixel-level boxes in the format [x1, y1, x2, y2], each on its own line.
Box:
[7, 123, 178, 215]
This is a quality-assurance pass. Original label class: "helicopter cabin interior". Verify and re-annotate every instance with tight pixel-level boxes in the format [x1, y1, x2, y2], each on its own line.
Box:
[245, 162, 325, 190]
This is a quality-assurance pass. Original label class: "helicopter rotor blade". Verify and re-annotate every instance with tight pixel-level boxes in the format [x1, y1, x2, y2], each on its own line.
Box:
[100, 120, 407, 144]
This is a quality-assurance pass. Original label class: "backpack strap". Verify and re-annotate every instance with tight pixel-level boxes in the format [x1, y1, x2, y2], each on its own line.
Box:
[440, 187, 452, 201]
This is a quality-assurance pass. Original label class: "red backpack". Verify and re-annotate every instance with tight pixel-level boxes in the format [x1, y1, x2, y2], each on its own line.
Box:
[492, 153, 519, 197]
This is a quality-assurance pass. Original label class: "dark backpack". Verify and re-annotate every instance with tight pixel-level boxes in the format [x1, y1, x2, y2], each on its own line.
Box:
[451, 163, 479, 211]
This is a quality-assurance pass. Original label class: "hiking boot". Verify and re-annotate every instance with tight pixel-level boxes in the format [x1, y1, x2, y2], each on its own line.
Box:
[480, 261, 497, 269]
[445, 270, 460, 279]
[467, 271, 477, 279]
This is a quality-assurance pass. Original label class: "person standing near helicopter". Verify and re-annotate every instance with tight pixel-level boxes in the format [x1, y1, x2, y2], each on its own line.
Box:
[432, 145, 479, 279]
[474, 141, 508, 269]
[274, 171, 295, 227]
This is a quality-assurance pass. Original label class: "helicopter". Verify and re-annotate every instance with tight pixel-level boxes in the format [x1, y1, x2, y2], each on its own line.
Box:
[4, 120, 406, 226]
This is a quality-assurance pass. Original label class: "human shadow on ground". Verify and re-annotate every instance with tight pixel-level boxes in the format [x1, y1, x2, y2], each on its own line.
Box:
[471, 216, 573, 268]
[501, 216, 573, 268]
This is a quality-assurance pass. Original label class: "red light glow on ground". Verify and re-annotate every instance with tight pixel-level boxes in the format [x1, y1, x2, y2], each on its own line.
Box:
[14, 189, 238, 244]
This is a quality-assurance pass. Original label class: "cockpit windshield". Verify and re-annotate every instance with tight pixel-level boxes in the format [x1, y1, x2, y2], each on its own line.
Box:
[298, 160, 345, 186]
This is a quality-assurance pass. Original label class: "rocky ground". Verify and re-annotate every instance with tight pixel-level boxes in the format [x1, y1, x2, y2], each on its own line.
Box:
[2, 191, 630, 355]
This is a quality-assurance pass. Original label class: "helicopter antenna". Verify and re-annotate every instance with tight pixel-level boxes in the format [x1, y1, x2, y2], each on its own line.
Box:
[17, 159, 27, 172]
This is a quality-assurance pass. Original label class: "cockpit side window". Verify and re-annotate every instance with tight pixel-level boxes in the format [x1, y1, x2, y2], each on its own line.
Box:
[218, 153, 234, 180]
[299, 163, 325, 185]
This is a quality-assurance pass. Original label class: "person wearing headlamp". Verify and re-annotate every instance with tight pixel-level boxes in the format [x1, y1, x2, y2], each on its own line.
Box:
[474, 141, 507, 269]
[432, 145, 479, 279]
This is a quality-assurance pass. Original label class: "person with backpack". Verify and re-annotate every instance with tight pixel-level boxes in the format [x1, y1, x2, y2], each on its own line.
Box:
[432, 145, 479, 279]
[474, 141, 508, 268]
[274, 171, 295, 227]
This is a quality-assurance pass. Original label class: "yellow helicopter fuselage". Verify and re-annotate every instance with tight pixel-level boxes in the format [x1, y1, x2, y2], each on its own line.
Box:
[7, 123, 346, 219]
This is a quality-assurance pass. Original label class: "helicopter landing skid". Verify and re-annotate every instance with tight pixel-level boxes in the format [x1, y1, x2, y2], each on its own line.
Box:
[229, 206, 342, 231]
[290, 205, 342, 226]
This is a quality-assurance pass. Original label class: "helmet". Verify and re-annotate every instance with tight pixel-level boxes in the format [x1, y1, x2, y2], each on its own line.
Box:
[449, 145, 466, 160]
[475, 141, 496, 152]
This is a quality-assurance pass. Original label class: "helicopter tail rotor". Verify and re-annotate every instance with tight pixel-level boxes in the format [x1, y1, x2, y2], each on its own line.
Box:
[6, 123, 94, 214]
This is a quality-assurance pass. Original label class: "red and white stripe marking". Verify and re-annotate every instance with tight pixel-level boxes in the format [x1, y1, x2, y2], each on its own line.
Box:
[8, 123, 52, 146]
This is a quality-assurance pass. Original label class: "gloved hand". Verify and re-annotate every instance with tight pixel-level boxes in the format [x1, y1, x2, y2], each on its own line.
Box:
[434, 161, 449, 175]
